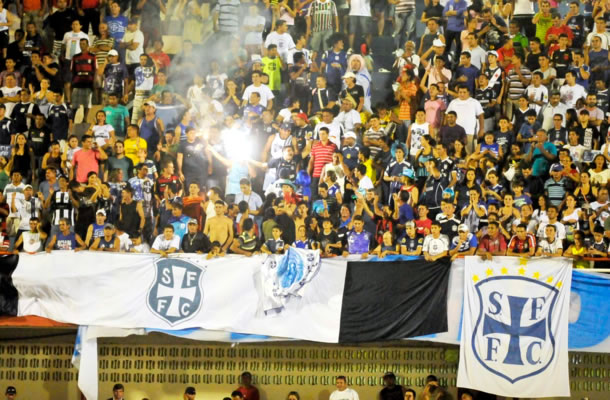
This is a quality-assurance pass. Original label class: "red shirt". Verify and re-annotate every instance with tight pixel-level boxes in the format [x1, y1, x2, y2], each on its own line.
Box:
[310, 141, 336, 178]
[238, 386, 260, 400]
[415, 218, 432, 236]
[73, 149, 101, 183]
[149, 51, 171, 80]
[497, 46, 514, 63]
[545, 25, 574, 43]
[479, 233, 507, 254]
[508, 233, 536, 254]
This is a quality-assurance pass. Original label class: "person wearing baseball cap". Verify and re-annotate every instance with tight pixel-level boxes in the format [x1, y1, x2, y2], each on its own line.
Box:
[180, 218, 211, 254]
[449, 223, 478, 260]
[341, 71, 364, 112]
[90, 222, 120, 252]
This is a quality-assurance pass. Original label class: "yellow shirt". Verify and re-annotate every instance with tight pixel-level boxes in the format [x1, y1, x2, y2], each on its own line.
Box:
[363, 158, 376, 184]
[124, 137, 147, 165]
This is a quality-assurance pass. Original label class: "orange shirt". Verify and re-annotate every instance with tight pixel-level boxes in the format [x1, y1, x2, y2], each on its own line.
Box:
[398, 82, 418, 121]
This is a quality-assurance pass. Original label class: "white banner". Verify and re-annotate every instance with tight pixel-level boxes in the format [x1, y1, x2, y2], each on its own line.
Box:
[14, 252, 346, 343]
[457, 256, 572, 398]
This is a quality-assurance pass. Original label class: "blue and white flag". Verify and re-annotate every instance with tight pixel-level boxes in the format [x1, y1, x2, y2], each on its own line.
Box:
[458, 256, 572, 398]
[260, 248, 321, 314]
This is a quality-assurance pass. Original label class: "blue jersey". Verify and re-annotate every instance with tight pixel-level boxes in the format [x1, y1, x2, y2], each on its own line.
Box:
[450, 233, 478, 252]
[322, 50, 347, 87]
[55, 232, 77, 250]
[294, 239, 315, 249]
[347, 230, 370, 254]
[105, 15, 128, 42]
[169, 215, 190, 240]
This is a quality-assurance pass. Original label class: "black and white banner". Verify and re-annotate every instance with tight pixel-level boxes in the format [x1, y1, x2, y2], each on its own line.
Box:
[8, 251, 450, 344]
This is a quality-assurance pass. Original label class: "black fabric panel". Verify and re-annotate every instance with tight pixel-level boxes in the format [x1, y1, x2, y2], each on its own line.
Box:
[0, 255, 19, 316]
[339, 258, 451, 343]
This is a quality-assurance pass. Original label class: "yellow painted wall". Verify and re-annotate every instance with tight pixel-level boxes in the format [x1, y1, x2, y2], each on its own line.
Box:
[0, 340, 608, 400]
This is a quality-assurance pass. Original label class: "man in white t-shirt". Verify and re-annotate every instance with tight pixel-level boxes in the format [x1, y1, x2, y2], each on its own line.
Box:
[329, 376, 359, 400]
[445, 84, 484, 153]
[121, 19, 144, 75]
[264, 20, 296, 63]
[0, 74, 21, 116]
[525, 71, 549, 113]
[151, 225, 181, 257]
[423, 221, 449, 261]
[355, 164, 374, 191]
[314, 108, 344, 149]
[242, 71, 275, 109]
[559, 70, 587, 110]
[62, 19, 89, 61]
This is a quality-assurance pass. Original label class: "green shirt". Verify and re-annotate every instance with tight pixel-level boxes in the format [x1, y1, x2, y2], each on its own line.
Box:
[535, 13, 553, 44]
[532, 142, 557, 177]
[103, 105, 130, 138]
[262, 56, 282, 91]
[512, 33, 529, 50]
[151, 83, 175, 96]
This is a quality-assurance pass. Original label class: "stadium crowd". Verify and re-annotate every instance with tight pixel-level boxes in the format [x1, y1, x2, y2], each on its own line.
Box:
[0, 0, 608, 264]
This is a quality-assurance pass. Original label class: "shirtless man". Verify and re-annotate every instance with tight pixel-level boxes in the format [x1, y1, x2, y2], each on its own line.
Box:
[204, 200, 234, 252]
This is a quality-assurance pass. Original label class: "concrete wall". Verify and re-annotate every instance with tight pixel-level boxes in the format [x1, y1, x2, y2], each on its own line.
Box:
[0, 337, 607, 400]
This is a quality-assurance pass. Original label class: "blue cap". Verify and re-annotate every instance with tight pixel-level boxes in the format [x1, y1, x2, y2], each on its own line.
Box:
[401, 168, 415, 179]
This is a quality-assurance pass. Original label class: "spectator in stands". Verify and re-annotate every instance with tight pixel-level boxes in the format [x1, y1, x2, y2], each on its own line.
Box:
[46, 217, 86, 252]
[151, 224, 180, 257]
[329, 376, 359, 400]
[507, 223, 536, 256]
[181, 219, 211, 254]
[205, 200, 234, 254]
[423, 221, 449, 261]
[379, 372, 406, 400]
[13, 217, 46, 254]
[90, 224, 120, 252]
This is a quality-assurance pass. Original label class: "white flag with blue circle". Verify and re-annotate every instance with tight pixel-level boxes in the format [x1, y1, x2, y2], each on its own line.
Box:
[458, 256, 572, 398]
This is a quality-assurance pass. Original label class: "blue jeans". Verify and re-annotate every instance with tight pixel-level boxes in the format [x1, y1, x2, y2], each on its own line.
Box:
[393, 10, 416, 49]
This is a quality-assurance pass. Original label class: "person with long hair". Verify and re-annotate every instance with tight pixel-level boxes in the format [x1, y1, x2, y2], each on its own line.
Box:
[455, 168, 477, 209]
[561, 193, 581, 242]
[574, 171, 597, 207]
[531, 194, 548, 225]
[589, 154, 610, 187]
[10, 133, 34, 183]
[563, 230, 590, 269]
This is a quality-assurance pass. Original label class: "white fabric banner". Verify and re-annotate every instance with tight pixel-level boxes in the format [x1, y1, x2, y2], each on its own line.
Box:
[457, 256, 572, 398]
[14, 252, 346, 343]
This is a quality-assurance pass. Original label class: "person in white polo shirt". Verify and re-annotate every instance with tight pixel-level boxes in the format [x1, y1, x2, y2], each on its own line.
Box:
[445, 84, 484, 153]
[329, 376, 359, 400]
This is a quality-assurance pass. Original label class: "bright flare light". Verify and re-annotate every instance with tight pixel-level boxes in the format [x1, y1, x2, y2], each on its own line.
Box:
[222, 127, 253, 161]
